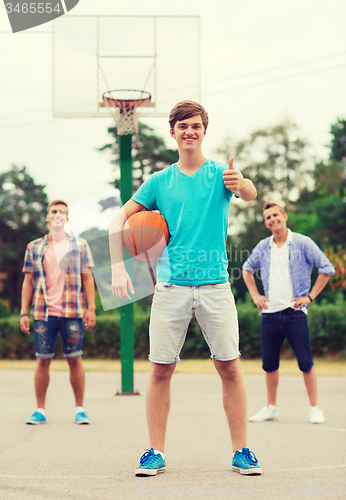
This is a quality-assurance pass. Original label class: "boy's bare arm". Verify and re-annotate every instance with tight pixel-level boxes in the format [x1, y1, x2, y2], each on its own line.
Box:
[20, 273, 34, 335]
[242, 269, 269, 311]
[223, 156, 257, 201]
[292, 273, 330, 308]
[81, 268, 96, 330]
[109, 199, 145, 300]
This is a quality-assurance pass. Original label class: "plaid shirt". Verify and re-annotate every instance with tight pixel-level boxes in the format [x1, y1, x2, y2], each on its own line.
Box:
[22, 233, 94, 321]
[243, 229, 335, 307]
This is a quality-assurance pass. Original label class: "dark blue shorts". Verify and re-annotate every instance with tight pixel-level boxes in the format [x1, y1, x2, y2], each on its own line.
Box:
[260, 308, 314, 373]
[33, 316, 84, 359]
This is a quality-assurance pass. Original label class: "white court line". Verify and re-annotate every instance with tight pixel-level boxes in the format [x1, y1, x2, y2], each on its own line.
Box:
[2, 465, 346, 478]
[312, 427, 346, 432]
[272, 465, 346, 473]
[0, 475, 112, 478]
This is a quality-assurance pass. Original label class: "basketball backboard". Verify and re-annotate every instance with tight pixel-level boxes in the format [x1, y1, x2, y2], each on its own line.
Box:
[52, 15, 201, 119]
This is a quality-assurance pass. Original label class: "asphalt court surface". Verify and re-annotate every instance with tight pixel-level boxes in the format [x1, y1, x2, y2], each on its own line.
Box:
[0, 369, 345, 499]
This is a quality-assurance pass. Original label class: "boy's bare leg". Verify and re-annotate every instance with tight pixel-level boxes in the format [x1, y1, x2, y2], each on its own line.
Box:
[146, 362, 176, 452]
[214, 358, 247, 452]
[266, 370, 279, 406]
[66, 355, 85, 407]
[303, 366, 318, 406]
[34, 358, 52, 408]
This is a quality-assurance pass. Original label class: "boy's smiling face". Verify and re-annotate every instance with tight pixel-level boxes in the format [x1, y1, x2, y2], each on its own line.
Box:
[170, 115, 206, 152]
[263, 205, 287, 233]
[46, 204, 68, 229]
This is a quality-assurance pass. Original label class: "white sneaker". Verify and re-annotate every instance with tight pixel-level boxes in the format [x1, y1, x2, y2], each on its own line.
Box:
[309, 406, 325, 424]
[249, 405, 279, 422]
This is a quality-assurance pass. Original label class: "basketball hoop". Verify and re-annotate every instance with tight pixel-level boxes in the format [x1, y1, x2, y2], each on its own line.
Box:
[101, 90, 152, 136]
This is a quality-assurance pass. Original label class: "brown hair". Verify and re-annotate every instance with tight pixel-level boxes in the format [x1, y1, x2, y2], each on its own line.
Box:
[47, 200, 68, 214]
[169, 100, 209, 131]
[262, 202, 285, 215]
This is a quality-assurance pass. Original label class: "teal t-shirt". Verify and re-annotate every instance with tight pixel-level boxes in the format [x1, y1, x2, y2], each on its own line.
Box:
[132, 159, 239, 285]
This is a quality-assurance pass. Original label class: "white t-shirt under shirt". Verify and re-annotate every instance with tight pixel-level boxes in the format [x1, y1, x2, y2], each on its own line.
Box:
[262, 230, 307, 314]
[43, 240, 66, 317]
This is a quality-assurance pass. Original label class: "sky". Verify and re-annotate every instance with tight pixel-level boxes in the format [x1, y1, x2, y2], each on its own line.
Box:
[1, 0, 346, 235]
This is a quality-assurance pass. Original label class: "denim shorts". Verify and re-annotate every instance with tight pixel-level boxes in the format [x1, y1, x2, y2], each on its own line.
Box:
[33, 316, 84, 359]
[148, 282, 240, 364]
[260, 308, 314, 373]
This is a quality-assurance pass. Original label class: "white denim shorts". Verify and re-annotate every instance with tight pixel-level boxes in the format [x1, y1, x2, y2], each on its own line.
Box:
[148, 281, 240, 364]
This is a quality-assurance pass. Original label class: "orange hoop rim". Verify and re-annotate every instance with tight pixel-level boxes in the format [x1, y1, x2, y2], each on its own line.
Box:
[102, 89, 152, 109]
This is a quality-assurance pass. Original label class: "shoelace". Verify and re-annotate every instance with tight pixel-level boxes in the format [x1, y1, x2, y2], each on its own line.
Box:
[241, 448, 258, 464]
[139, 449, 158, 466]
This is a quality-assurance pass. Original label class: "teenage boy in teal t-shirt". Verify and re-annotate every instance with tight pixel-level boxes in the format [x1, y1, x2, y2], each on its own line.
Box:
[109, 100, 261, 476]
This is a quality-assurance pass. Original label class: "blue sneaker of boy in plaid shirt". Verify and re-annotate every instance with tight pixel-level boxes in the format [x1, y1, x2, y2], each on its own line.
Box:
[232, 448, 261, 475]
[135, 449, 166, 476]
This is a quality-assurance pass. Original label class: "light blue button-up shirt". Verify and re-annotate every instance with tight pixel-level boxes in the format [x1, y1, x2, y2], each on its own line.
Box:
[243, 229, 335, 306]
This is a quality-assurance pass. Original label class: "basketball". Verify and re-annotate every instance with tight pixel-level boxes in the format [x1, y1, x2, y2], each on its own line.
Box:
[122, 211, 169, 261]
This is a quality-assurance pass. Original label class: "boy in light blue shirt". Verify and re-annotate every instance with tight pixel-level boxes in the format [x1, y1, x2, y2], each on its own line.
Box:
[110, 100, 261, 476]
[132, 157, 232, 285]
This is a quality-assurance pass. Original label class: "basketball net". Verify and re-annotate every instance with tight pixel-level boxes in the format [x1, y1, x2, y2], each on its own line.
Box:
[106, 104, 139, 136]
[102, 90, 152, 136]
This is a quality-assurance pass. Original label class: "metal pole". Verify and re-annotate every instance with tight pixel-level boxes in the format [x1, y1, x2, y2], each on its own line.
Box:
[118, 134, 136, 395]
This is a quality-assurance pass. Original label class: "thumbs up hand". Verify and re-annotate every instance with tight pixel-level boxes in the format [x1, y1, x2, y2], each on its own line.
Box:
[222, 157, 245, 193]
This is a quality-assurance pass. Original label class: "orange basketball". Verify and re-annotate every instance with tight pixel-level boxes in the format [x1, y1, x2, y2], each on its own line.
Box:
[122, 211, 169, 261]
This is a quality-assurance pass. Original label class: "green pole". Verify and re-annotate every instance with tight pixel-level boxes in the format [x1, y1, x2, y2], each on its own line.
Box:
[118, 134, 136, 395]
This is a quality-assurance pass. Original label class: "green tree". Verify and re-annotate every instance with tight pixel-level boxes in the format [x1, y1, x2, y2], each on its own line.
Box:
[288, 118, 346, 303]
[290, 118, 346, 249]
[98, 121, 178, 194]
[0, 166, 48, 312]
[217, 121, 311, 299]
[328, 118, 346, 164]
[79, 227, 110, 268]
[324, 247, 346, 293]
[94, 123, 178, 313]
[217, 120, 310, 221]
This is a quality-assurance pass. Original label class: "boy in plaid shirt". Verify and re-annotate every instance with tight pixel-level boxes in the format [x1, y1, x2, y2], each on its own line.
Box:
[20, 200, 96, 425]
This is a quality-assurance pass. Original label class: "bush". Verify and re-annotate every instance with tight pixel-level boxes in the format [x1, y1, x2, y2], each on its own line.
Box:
[237, 302, 346, 358]
[1, 303, 345, 359]
[0, 317, 36, 359]
[237, 303, 346, 358]
[308, 304, 346, 356]
[0, 299, 11, 318]
[237, 305, 262, 358]
[83, 315, 121, 358]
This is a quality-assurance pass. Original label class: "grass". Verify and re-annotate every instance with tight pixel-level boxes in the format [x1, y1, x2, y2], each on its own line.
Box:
[0, 358, 345, 375]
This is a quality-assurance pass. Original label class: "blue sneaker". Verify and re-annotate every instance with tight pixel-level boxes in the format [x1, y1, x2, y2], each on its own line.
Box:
[232, 448, 262, 475]
[26, 411, 46, 425]
[75, 411, 90, 425]
[135, 448, 166, 476]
